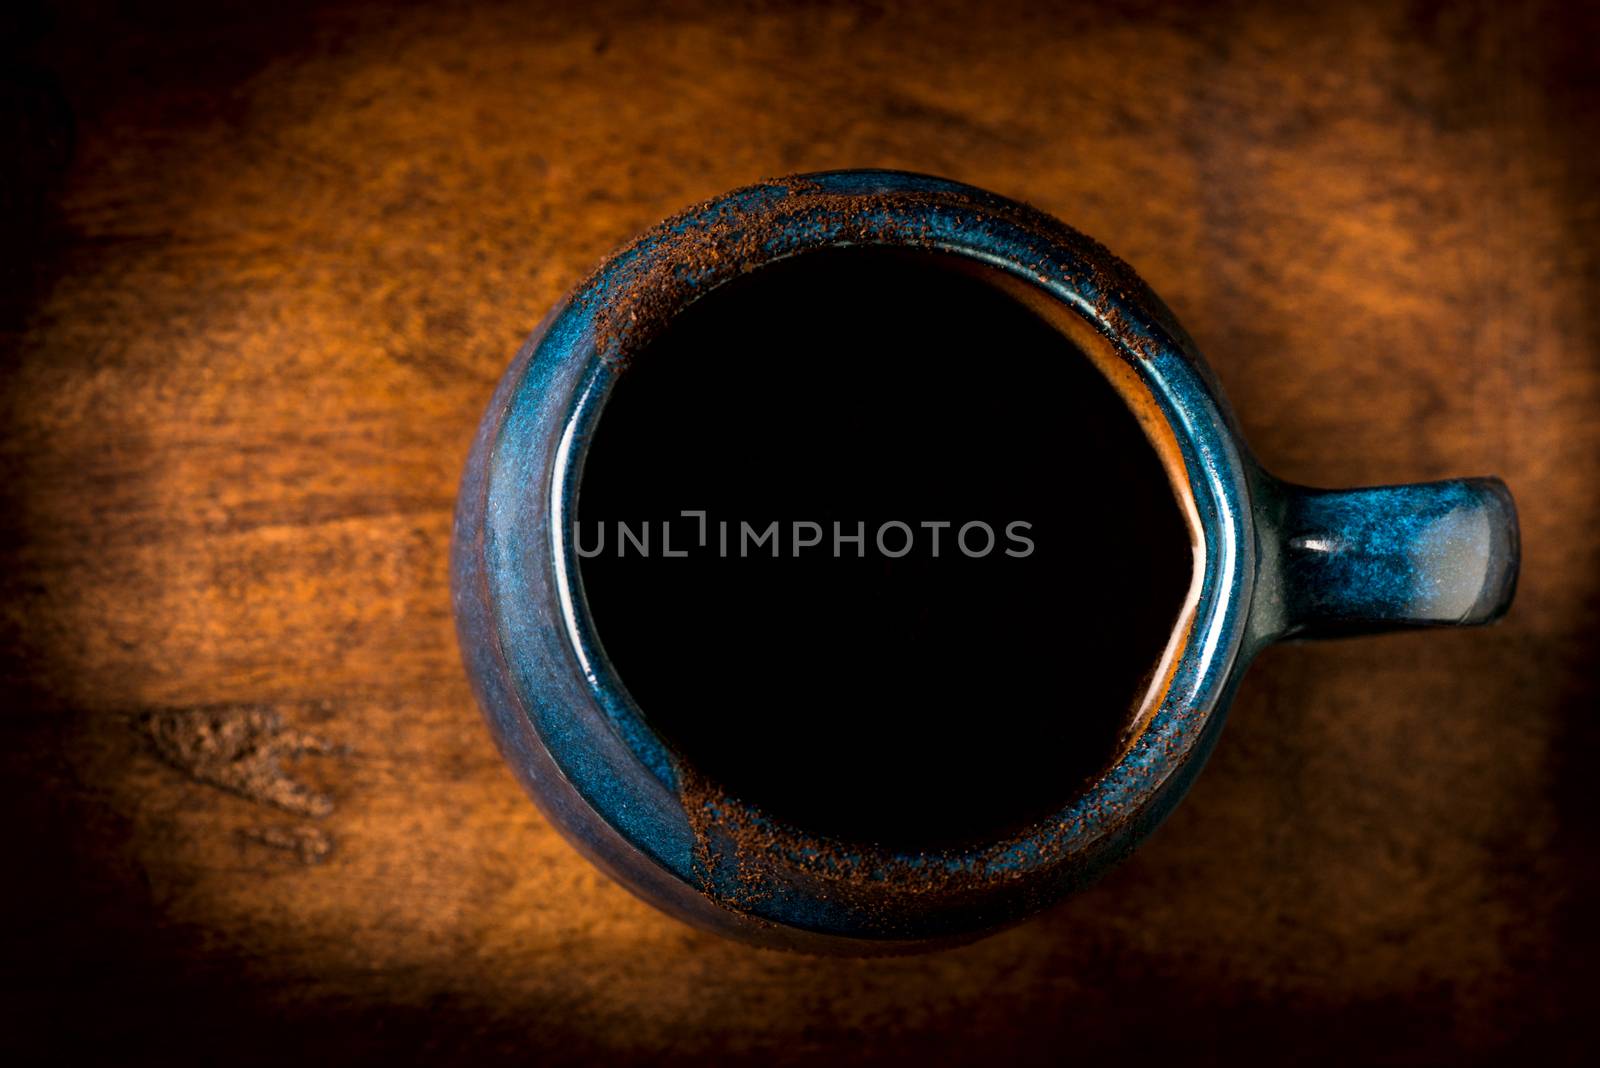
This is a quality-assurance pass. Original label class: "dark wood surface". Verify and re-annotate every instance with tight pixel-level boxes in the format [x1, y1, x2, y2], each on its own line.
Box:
[3, 1, 1596, 1063]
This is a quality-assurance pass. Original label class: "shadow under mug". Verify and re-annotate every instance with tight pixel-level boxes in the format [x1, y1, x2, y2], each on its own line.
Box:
[451, 170, 1519, 952]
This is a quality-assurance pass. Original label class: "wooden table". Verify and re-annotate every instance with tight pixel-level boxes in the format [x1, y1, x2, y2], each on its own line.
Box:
[3, 0, 1595, 1062]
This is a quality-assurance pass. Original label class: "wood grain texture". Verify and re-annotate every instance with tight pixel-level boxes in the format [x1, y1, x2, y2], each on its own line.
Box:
[2, 0, 1596, 1063]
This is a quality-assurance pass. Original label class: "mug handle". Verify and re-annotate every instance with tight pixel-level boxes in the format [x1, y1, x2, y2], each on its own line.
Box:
[1253, 475, 1520, 640]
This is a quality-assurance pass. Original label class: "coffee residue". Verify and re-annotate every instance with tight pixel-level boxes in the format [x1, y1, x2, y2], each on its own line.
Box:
[580, 173, 1175, 376]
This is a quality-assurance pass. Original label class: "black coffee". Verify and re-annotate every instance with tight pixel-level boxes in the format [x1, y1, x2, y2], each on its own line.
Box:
[577, 248, 1192, 850]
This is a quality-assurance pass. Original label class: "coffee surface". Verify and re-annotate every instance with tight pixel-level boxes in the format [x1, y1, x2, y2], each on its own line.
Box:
[578, 248, 1192, 850]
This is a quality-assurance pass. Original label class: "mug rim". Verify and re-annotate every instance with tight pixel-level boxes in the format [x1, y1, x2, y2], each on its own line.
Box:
[458, 169, 1256, 945]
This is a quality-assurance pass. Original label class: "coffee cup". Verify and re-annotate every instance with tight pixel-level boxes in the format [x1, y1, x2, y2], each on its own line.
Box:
[451, 170, 1519, 952]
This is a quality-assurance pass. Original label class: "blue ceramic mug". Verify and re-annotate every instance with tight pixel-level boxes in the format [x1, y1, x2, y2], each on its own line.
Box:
[451, 171, 1519, 952]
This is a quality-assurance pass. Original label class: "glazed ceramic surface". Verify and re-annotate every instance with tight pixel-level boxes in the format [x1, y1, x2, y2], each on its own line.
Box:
[450, 171, 1519, 952]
